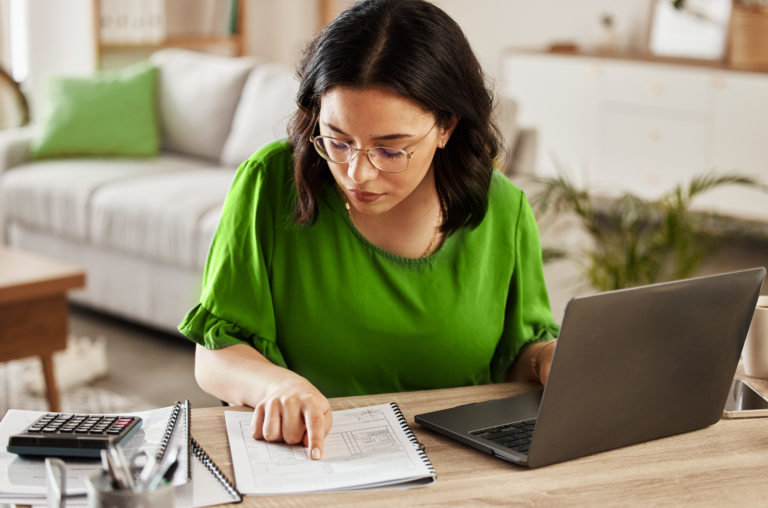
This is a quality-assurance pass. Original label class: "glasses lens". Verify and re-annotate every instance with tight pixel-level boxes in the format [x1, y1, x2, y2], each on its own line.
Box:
[369, 147, 408, 173]
[315, 137, 351, 163]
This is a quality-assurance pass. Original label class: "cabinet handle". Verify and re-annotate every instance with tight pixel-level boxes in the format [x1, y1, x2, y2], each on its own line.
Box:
[646, 82, 662, 97]
[646, 128, 660, 142]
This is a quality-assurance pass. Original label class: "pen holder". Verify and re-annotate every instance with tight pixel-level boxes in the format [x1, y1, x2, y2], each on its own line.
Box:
[85, 472, 175, 508]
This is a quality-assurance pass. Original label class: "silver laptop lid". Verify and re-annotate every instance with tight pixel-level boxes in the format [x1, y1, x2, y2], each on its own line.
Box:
[527, 268, 765, 468]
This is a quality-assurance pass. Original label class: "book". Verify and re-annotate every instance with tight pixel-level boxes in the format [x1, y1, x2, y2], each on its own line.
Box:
[99, 0, 120, 44]
[225, 402, 436, 495]
[0, 402, 240, 507]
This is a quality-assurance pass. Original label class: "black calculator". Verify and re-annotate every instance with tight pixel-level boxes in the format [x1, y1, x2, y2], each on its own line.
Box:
[7, 413, 143, 458]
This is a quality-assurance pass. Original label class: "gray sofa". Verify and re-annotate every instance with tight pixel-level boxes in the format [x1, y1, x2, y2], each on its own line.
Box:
[0, 49, 298, 333]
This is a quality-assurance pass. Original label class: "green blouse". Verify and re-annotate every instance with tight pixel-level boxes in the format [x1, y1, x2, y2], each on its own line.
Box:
[179, 140, 560, 398]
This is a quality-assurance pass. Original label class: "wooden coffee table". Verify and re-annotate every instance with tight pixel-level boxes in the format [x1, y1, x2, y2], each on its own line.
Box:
[0, 247, 85, 412]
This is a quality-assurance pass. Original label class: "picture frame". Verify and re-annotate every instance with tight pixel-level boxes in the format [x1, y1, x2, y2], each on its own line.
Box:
[647, 0, 732, 61]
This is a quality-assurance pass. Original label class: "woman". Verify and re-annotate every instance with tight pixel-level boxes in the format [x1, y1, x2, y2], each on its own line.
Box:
[180, 0, 559, 461]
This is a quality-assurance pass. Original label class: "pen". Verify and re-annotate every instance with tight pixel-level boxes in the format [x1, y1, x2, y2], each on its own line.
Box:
[101, 448, 130, 491]
[107, 442, 135, 491]
[143, 443, 181, 492]
[135, 452, 159, 492]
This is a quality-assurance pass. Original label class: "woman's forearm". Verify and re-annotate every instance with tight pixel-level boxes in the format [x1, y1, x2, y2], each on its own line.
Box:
[195, 344, 293, 407]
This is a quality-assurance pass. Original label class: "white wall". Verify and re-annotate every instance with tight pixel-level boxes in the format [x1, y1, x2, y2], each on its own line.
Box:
[0, 0, 10, 73]
[15, 0, 96, 120]
[436, 0, 651, 82]
[247, 0, 650, 84]
[245, 0, 319, 68]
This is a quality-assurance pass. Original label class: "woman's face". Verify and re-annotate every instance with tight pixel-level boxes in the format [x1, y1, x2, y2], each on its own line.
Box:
[318, 86, 449, 217]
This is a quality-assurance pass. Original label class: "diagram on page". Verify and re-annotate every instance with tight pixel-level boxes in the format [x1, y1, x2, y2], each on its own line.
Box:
[225, 404, 434, 495]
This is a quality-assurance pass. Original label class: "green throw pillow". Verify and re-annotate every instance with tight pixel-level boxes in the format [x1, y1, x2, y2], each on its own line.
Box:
[31, 61, 159, 158]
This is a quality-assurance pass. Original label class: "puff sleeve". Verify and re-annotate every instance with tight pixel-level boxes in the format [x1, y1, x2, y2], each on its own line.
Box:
[178, 143, 291, 369]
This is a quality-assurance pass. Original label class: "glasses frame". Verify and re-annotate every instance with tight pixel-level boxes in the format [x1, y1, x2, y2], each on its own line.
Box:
[309, 118, 437, 174]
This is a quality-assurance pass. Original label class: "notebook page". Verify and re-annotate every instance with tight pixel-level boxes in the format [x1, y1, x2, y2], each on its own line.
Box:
[225, 403, 435, 495]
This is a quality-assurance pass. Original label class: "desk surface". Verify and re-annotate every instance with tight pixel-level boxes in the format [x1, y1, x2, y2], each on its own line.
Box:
[192, 366, 768, 507]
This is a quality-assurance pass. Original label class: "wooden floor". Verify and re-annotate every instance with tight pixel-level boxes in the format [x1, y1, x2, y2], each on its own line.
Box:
[68, 305, 220, 409]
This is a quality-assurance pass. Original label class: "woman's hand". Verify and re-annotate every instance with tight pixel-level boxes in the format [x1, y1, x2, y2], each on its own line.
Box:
[194, 345, 333, 460]
[506, 339, 558, 385]
[249, 372, 333, 460]
[536, 341, 557, 386]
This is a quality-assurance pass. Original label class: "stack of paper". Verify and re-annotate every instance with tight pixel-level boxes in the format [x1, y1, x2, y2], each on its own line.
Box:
[225, 403, 436, 495]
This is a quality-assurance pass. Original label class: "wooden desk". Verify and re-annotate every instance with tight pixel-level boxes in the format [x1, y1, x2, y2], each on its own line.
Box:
[0, 247, 85, 412]
[192, 368, 768, 507]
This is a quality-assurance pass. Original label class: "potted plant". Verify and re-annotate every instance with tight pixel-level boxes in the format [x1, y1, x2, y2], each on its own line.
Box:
[529, 171, 767, 291]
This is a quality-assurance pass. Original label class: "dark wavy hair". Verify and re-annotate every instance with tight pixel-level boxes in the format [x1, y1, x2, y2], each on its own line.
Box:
[288, 0, 501, 234]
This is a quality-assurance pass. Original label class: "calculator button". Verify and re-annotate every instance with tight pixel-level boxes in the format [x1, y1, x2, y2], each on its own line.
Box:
[60, 428, 75, 433]
[107, 429, 121, 435]
[42, 428, 57, 433]
[89, 429, 105, 434]
[75, 429, 89, 433]
[27, 428, 42, 433]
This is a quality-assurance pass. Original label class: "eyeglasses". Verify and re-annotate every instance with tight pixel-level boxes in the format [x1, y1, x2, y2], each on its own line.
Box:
[309, 118, 436, 174]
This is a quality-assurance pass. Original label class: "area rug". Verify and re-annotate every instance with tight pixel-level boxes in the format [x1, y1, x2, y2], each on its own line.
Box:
[0, 337, 155, 416]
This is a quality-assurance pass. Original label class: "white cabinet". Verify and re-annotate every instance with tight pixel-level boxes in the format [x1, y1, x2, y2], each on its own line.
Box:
[503, 51, 768, 222]
[504, 53, 600, 188]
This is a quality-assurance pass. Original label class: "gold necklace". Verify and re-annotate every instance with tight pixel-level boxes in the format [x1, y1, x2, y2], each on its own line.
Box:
[339, 188, 441, 258]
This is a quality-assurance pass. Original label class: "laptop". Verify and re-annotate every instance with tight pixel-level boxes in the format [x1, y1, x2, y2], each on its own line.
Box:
[415, 268, 766, 469]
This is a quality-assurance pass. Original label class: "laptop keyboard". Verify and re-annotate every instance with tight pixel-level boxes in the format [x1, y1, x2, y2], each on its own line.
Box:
[469, 418, 537, 454]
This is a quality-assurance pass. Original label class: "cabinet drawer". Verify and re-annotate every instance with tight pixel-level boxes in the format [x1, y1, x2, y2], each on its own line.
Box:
[602, 62, 711, 113]
[595, 112, 709, 199]
[599, 113, 708, 165]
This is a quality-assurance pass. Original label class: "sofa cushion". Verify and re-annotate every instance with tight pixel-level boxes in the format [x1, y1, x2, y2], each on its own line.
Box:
[150, 49, 258, 161]
[0, 154, 206, 241]
[220, 63, 298, 167]
[89, 169, 235, 270]
[31, 61, 160, 159]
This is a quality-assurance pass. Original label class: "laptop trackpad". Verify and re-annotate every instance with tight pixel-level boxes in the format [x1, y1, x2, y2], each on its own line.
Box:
[416, 389, 543, 434]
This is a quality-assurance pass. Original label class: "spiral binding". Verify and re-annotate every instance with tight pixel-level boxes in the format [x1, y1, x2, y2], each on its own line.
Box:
[183, 400, 191, 481]
[192, 437, 243, 503]
[155, 401, 182, 461]
[389, 402, 435, 475]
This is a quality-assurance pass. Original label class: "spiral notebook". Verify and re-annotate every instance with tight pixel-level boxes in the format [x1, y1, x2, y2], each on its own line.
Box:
[164, 401, 243, 507]
[225, 402, 436, 495]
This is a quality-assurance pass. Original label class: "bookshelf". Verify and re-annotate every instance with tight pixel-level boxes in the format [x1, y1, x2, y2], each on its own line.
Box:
[94, 0, 247, 70]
